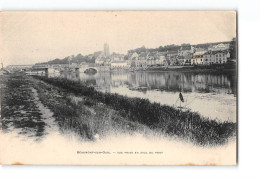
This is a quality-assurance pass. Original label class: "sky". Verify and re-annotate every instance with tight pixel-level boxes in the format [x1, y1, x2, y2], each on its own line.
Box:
[0, 11, 236, 66]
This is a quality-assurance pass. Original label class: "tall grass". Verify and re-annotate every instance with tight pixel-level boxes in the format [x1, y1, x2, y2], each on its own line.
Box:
[32, 75, 236, 145]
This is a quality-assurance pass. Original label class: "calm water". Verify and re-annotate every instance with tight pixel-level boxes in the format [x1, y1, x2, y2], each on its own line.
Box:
[49, 71, 237, 122]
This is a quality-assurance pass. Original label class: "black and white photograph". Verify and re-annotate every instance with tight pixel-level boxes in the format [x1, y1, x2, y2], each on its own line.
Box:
[0, 11, 237, 165]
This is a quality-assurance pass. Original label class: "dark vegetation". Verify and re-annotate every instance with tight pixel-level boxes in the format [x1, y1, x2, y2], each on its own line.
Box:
[35, 53, 98, 65]
[32, 75, 236, 146]
[0, 74, 46, 138]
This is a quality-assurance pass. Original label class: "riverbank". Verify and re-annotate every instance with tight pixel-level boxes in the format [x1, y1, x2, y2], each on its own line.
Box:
[0, 73, 56, 140]
[1, 74, 154, 141]
[0, 73, 237, 165]
[31, 74, 236, 146]
[1, 73, 236, 146]
[139, 63, 237, 73]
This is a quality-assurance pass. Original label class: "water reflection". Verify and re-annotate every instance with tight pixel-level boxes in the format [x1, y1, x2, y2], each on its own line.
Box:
[49, 71, 236, 122]
[53, 71, 236, 95]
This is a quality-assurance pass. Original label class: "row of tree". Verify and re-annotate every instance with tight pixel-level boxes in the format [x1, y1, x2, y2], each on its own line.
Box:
[36, 53, 95, 65]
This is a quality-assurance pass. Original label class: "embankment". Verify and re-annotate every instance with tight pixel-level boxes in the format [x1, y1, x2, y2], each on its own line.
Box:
[31, 75, 236, 146]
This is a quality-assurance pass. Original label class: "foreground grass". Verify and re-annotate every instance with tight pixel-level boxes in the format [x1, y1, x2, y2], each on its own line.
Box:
[0, 73, 46, 138]
[32, 75, 236, 146]
[29, 75, 152, 141]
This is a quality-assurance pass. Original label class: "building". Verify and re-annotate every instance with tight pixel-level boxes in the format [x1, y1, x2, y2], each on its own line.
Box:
[194, 48, 207, 55]
[214, 50, 230, 64]
[95, 53, 111, 66]
[104, 43, 110, 57]
[129, 52, 139, 60]
[184, 54, 193, 65]
[95, 56, 105, 66]
[166, 51, 179, 66]
[177, 56, 185, 65]
[191, 50, 207, 65]
[208, 43, 230, 51]
[155, 53, 167, 66]
[178, 45, 194, 56]
[147, 52, 157, 66]
[191, 54, 204, 65]
[203, 51, 216, 65]
[110, 53, 124, 62]
[136, 52, 149, 67]
[203, 50, 230, 65]
[110, 61, 130, 69]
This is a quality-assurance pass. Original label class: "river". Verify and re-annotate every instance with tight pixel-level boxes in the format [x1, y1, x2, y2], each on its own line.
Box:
[49, 70, 237, 122]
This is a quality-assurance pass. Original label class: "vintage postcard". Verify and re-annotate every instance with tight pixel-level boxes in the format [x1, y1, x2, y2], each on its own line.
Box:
[0, 11, 237, 165]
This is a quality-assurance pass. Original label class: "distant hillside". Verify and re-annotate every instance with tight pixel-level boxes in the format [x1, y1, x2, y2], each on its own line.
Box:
[37, 39, 237, 65]
[35, 53, 99, 65]
[128, 40, 235, 53]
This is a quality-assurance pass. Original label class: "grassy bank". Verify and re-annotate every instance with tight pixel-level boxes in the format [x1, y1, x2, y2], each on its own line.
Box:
[32, 75, 236, 146]
[0, 73, 46, 137]
[1, 74, 153, 141]
[29, 76, 151, 140]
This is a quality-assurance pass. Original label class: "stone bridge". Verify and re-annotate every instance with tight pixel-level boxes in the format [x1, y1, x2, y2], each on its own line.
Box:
[32, 64, 99, 73]
[74, 65, 99, 73]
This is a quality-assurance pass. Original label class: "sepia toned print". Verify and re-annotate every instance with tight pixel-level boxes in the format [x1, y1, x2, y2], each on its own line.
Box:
[0, 11, 237, 165]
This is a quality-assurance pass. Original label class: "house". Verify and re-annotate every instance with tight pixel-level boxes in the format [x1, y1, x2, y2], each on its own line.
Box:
[194, 48, 207, 55]
[110, 61, 130, 69]
[111, 53, 124, 62]
[130, 57, 138, 67]
[203, 50, 230, 65]
[136, 52, 149, 67]
[155, 53, 167, 66]
[183, 53, 193, 65]
[95, 56, 105, 66]
[147, 51, 157, 66]
[192, 54, 204, 65]
[214, 50, 230, 64]
[129, 52, 139, 61]
[177, 56, 185, 65]
[191, 50, 207, 65]
[203, 51, 216, 65]
[166, 51, 179, 65]
[128, 52, 139, 67]
[95, 54, 111, 66]
[178, 45, 194, 56]
[209, 43, 230, 51]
